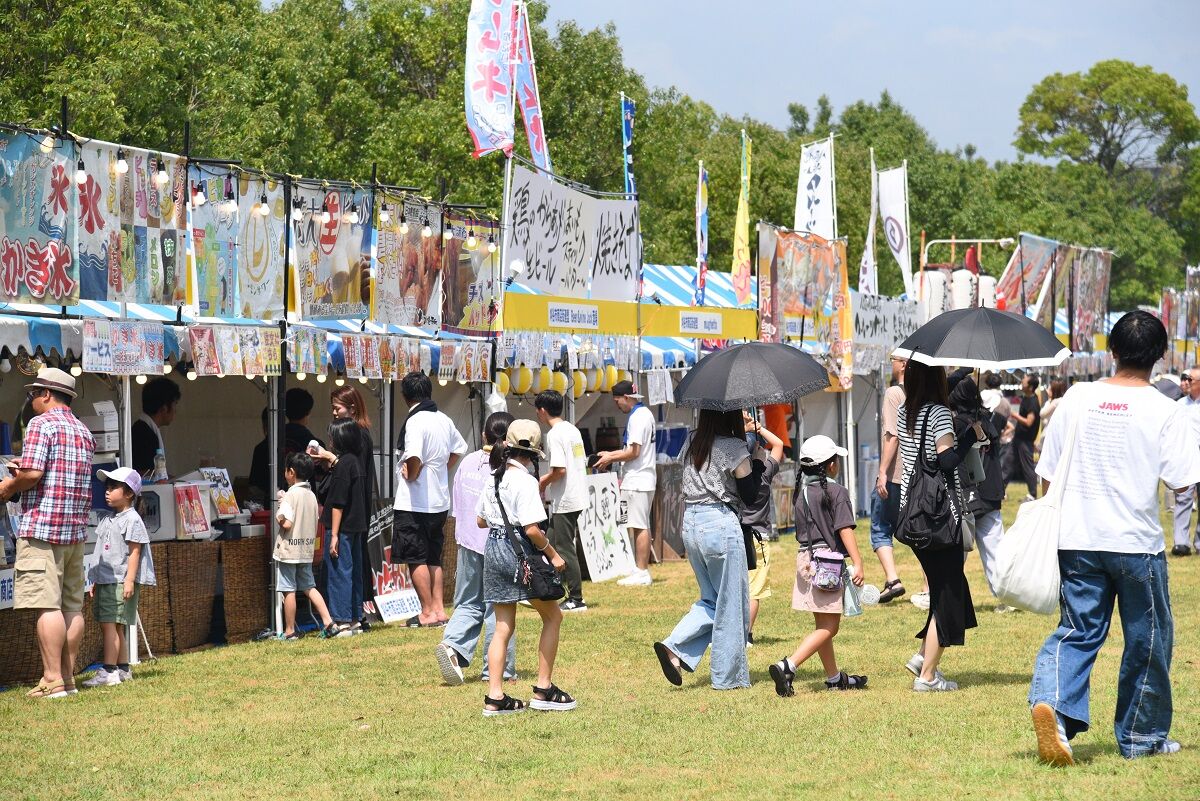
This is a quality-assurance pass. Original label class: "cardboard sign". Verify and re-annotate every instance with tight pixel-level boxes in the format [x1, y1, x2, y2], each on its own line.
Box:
[578, 474, 636, 582]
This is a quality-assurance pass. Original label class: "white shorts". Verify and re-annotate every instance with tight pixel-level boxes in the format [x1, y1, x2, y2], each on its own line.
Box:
[622, 489, 654, 531]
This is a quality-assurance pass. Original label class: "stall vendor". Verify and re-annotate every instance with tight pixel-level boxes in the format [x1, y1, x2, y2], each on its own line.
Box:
[132, 377, 180, 476]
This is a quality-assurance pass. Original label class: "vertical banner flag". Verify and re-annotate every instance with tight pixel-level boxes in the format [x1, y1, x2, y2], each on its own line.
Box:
[772, 228, 852, 386]
[372, 193, 444, 328]
[996, 233, 1058, 316]
[693, 161, 709, 306]
[187, 164, 238, 317]
[291, 185, 372, 320]
[464, 0, 516, 159]
[794, 136, 836, 240]
[877, 162, 913, 297]
[730, 129, 754, 308]
[621, 93, 636, 195]
[0, 131, 78, 304]
[236, 174, 286, 319]
[441, 212, 501, 337]
[858, 148, 878, 295]
[512, 1, 551, 173]
[1072, 248, 1111, 352]
[756, 224, 779, 342]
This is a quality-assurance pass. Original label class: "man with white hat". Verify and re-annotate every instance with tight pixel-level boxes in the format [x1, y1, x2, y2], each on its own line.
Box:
[0, 368, 96, 697]
[595, 380, 657, 587]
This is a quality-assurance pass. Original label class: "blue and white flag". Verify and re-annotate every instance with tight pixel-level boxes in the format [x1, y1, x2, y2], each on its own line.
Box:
[621, 93, 636, 196]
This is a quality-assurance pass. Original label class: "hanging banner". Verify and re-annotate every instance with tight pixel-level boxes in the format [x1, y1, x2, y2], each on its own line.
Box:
[858, 149, 878, 295]
[621, 93, 636, 195]
[730, 130, 754, 308]
[188, 165, 238, 317]
[188, 326, 220, 376]
[291, 185, 372, 320]
[579, 473, 636, 582]
[372, 192, 443, 328]
[83, 320, 164, 375]
[877, 162, 913, 297]
[694, 161, 709, 306]
[240, 327, 281, 377]
[996, 232, 1058, 316]
[1071, 248, 1111, 352]
[512, 0, 551, 173]
[853, 294, 920, 373]
[0, 132, 78, 305]
[441, 212, 501, 337]
[794, 136, 836, 241]
[464, 0, 516, 159]
[756, 224, 779, 342]
[773, 228, 853, 386]
[504, 165, 639, 301]
[288, 326, 329, 376]
[236, 173, 286, 319]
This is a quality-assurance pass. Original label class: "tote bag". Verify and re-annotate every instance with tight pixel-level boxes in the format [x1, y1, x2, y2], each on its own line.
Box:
[992, 408, 1079, 614]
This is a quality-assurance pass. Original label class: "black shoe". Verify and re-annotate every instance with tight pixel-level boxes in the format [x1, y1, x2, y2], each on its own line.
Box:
[746, 631, 755, 645]
[825, 671, 868, 690]
[1171, 545, 1192, 557]
[769, 658, 795, 697]
[560, 599, 589, 613]
[878, 579, 906, 604]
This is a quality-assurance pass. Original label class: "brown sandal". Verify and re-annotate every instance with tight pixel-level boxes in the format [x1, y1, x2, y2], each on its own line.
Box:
[26, 680, 67, 699]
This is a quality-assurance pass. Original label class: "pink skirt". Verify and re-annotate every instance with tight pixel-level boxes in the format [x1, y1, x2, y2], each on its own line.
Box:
[791, 549, 844, 614]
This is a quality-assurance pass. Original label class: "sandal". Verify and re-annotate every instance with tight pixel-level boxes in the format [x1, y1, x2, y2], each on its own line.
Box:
[26, 680, 68, 699]
[530, 683, 577, 711]
[825, 671, 868, 690]
[769, 658, 795, 697]
[878, 579, 906, 604]
[482, 693, 527, 717]
[653, 642, 683, 687]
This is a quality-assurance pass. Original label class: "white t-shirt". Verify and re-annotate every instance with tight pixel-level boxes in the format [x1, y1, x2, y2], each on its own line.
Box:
[1176, 394, 1200, 441]
[475, 460, 548, 530]
[545, 420, 587, 514]
[1037, 381, 1200, 554]
[393, 408, 468, 513]
[620, 404, 657, 491]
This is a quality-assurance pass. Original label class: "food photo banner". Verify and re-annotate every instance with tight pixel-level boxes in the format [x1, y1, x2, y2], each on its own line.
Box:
[236, 173, 286, 319]
[83, 320, 165, 375]
[187, 165, 238, 318]
[440, 212, 499, 337]
[372, 193, 443, 329]
[504, 165, 639, 302]
[188, 324, 280, 376]
[292, 185, 372, 321]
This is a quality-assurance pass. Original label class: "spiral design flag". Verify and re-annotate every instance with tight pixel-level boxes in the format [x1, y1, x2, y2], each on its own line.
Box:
[730, 130, 753, 308]
[877, 162, 913, 297]
[513, 1, 551, 173]
[464, 0, 516, 159]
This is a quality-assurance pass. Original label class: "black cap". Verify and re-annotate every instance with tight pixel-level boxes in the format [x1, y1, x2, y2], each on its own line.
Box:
[611, 379, 643, 399]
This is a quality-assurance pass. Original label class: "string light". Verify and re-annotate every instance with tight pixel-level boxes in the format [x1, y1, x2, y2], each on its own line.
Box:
[316, 373, 327, 383]
[466, 229, 478, 249]
[135, 374, 147, 385]
[346, 203, 360, 225]
[358, 376, 369, 384]
[154, 158, 169, 186]
[70, 364, 83, 377]
[186, 369, 198, 381]
[115, 148, 129, 175]
[320, 201, 331, 225]
[296, 372, 306, 381]
[257, 192, 271, 217]
[191, 183, 207, 207]
[487, 234, 497, 254]
[379, 203, 390, 224]
[399, 210, 409, 235]
[217, 372, 225, 379]
[221, 191, 237, 214]
[443, 226, 454, 242]
[291, 198, 303, 222]
[74, 160, 87, 186]
[335, 377, 345, 386]
[39, 133, 55, 154]
[162, 363, 173, 374]
[421, 223, 433, 239]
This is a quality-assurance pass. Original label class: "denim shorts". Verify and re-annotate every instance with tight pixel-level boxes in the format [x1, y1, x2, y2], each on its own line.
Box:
[483, 529, 535, 605]
[869, 485, 900, 550]
[276, 561, 316, 593]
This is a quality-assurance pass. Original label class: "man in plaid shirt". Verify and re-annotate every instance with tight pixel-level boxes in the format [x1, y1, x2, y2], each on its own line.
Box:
[0, 368, 96, 698]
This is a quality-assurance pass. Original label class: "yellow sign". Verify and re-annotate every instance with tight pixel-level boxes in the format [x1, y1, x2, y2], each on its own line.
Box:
[502, 292, 757, 339]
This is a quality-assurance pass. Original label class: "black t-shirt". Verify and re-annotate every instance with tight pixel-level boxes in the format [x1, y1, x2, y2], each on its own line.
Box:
[248, 438, 270, 499]
[1014, 395, 1041, 441]
[322, 456, 366, 533]
[131, 419, 158, 474]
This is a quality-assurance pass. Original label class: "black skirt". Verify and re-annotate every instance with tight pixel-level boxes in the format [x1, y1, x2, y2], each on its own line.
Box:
[914, 545, 977, 647]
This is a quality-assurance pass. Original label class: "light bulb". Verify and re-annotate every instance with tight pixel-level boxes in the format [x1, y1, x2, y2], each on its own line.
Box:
[335, 378, 345, 386]
[39, 133, 55, 154]
[291, 203, 303, 222]
[320, 206, 331, 224]
[296, 372, 306, 381]
[192, 186, 206, 207]
[154, 160, 169, 186]
[379, 205, 390, 224]
[258, 194, 270, 216]
[316, 373, 327, 383]
[246, 373, 256, 381]
[358, 376, 368, 384]
[399, 220, 409, 235]
[346, 204, 359, 225]
[222, 194, 237, 214]
[186, 370, 197, 381]
[421, 224, 433, 239]
[74, 160, 87, 186]
[263, 375, 269, 384]
[443, 227, 453, 242]
[217, 372, 225, 379]
[162, 363, 173, 374]
[487, 236, 497, 254]
[70, 364, 83, 377]
[438, 378, 448, 387]
[466, 232, 478, 249]
[115, 148, 129, 175]
[135, 374, 147, 385]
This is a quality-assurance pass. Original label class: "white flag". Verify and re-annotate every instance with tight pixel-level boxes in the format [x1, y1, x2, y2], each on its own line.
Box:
[794, 137, 836, 240]
[877, 161, 913, 296]
[858, 149, 878, 295]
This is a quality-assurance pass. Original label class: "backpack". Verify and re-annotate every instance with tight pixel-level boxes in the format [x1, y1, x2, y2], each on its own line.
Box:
[895, 406, 961, 552]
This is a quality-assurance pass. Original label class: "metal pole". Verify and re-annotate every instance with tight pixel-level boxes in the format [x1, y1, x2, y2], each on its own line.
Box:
[828, 134, 838, 240]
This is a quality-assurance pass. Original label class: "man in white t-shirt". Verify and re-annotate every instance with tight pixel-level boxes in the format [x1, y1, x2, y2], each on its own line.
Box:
[1170, 365, 1200, 556]
[1029, 311, 1200, 766]
[594, 380, 656, 586]
[535, 390, 589, 612]
[391, 372, 468, 626]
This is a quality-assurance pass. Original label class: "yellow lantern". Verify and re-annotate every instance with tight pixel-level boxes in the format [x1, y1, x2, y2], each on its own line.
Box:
[551, 371, 568, 394]
[617, 369, 631, 384]
[531, 365, 551, 393]
[512, 365, 533, 395]
[586, 368, 602, 392]
[601, 364, 619, 392]
[571, 370, 586, 399]
[494, 371, 511, 397]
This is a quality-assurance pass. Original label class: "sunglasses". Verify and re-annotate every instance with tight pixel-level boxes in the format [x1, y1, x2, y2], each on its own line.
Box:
[1183, 376, 1193, 382]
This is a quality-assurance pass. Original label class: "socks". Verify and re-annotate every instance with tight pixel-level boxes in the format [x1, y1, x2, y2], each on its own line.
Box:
[117, 663, 129, 672]
[103, 664, 117, 672]
[826, 672, 842, 683]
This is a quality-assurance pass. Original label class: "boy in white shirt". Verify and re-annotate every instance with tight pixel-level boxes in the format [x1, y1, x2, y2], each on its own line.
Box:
[536, 390, 588, 612]
[595, 380, 656, 586]
[275, 453, 339, 640]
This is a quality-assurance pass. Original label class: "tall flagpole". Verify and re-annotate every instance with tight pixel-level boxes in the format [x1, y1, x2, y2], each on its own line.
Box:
[829, 133, 838, 240]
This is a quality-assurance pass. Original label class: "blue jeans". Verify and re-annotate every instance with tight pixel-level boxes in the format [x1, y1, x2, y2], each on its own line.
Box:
[663, 503, 750, 690]
[324, 530, 360, 624]
[442, 547, 516, 680]
[869, 488, 892, 551]
[1029, 550, 1174, 758]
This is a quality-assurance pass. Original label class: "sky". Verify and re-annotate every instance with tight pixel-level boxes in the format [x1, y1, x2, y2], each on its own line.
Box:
[544, 0, 1200, 162]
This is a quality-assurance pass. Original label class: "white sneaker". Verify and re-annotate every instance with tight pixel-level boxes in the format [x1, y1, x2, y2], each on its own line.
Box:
[1155, 739, 1182, 756]
[913, 675, 958, 692]
[617, 569, 652, 587]
[118, 668, 133, 682]
[435, 643, 465, 686]
[910, 591, 930, 610]
[905, 653, 946, 682]
[82, 668, 121, 687]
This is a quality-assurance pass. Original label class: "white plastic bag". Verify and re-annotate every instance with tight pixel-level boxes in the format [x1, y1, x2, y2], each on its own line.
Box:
[993, 412, 1078, 614]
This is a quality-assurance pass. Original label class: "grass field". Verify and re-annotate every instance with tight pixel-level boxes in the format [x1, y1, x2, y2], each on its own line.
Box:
[2, 491, 1198, 801]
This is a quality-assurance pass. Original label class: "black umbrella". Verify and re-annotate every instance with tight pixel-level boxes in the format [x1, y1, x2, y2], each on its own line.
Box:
[892, 307, 1070, 369]
[674, 341, 830, 411]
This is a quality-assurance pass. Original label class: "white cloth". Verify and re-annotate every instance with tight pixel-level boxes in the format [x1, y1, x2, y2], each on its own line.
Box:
[393, 408, 468, 514]
[475, 459, 548, 529]
[545, 420, 587, 514]
[620, 405, 657, 491]
[138, 412, 165, 454]
[1176, 393, 1200, 441]
[1037, 381, 1200, 554]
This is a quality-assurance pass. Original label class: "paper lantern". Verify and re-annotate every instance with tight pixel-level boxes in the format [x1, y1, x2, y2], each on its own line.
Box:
[512, 365, 533, 395]
[601, 364, 618, 391]
[552, 371, 568, 394]
[617, 369, 631, 384]
[494, 371, 511, 397]
[531, 365, 551, 393]
[571, 370, 586, 399]
[586, 368, 602, 392]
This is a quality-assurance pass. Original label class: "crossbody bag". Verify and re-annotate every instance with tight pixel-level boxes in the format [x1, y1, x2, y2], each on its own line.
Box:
[493, 473, 564, 603]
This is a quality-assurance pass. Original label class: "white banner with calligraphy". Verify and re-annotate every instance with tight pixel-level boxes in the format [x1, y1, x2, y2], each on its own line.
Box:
[579, 473, 636, 582]
[852, 293, 920, 374]
[794, 137, 836, 240]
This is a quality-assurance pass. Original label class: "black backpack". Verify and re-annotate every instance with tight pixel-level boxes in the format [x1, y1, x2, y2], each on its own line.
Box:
[895, 406, 961, 552]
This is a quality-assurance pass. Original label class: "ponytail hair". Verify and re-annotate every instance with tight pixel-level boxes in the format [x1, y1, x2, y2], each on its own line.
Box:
[798, 456, 836, 521]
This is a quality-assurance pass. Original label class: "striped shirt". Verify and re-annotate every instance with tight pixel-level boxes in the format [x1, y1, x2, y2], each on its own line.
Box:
[897, 402, 963, 520]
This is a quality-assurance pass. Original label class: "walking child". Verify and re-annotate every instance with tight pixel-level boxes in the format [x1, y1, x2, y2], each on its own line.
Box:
[769, 435, 868, 696]
[275, 452, 339, 640]
[84, 467, 156, 687]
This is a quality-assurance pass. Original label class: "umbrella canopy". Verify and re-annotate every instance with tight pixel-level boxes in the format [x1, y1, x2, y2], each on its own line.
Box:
[892, 308, 1070, 369]
[674, 342, 830, 411]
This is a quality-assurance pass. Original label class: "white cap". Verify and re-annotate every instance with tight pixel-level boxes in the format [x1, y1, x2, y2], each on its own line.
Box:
[798, 434, 848, 466]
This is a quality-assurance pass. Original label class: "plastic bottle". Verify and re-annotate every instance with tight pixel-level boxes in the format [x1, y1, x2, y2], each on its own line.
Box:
[860, 584, 881, 605]
[152, 448, 168, 483]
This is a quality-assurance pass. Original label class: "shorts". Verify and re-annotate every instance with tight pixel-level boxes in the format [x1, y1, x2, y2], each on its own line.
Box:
[14, 538, 85, 612]
[747, 537, 772, 601]
[94, 582, 141, 625]
[622, 489, 654, 531]
[791, 548, 844, 614]
[870, 484, 902, 550]
[391, 509, 449, 567]
[276, 561, 316, 593]
[483, 530, 534, 605]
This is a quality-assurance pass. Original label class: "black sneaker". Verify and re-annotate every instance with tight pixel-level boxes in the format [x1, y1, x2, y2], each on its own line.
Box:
[1171, 545, 1192, 557]
[768, 658, 795, 697]
[825, 671, 868, 690]
[560, 599, 588, 613]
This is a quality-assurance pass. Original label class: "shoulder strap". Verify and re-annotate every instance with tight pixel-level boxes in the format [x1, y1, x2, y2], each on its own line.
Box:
[797, 477, 842, 553]
[492, 469, 531, 560]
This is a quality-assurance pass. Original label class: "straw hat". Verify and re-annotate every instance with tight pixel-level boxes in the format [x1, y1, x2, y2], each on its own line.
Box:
[25, 367, 78, 398]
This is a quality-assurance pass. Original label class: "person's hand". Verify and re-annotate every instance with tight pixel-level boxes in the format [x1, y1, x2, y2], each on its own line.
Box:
[314, 447, 336, 464]
[276, 490, 286, 503]
[329, 535, 339, 558]
[876, 474, 889, 499]
[742, 412, 759, 434]
[593, 452, 613, 470]
[551, 553, 566, 573]
[88, 585, 95, 598]
[849, 563, 865, 587]
[122, 580, 135, 601]
[400, 463, 409, 480]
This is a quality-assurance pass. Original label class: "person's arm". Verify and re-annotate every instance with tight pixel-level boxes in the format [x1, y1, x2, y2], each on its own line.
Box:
[744, 413, 784, 463]
[1011, 401, 1036, 427]
[447, 452, 462, 472]
[402, 455, 423, 481]
[124, 542, 141, 600]
[523, 521, 565, 572]
[539, 466, 566, 494]
[329, 508, 342, 557]
[476, 515, 488, 529]
[0, 466, 42, 500]
[877, 434, 898, 497]
[732, 455, 761, 504]
[838, 527, 865, 587]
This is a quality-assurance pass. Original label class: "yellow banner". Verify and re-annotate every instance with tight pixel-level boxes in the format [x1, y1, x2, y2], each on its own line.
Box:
[640, 304, 758, 340]
[730, 130, 753, 308]
[502, 292, 757, 340]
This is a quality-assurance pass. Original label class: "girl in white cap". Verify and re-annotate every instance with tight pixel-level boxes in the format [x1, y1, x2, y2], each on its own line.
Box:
[769, 434, 867, 696]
